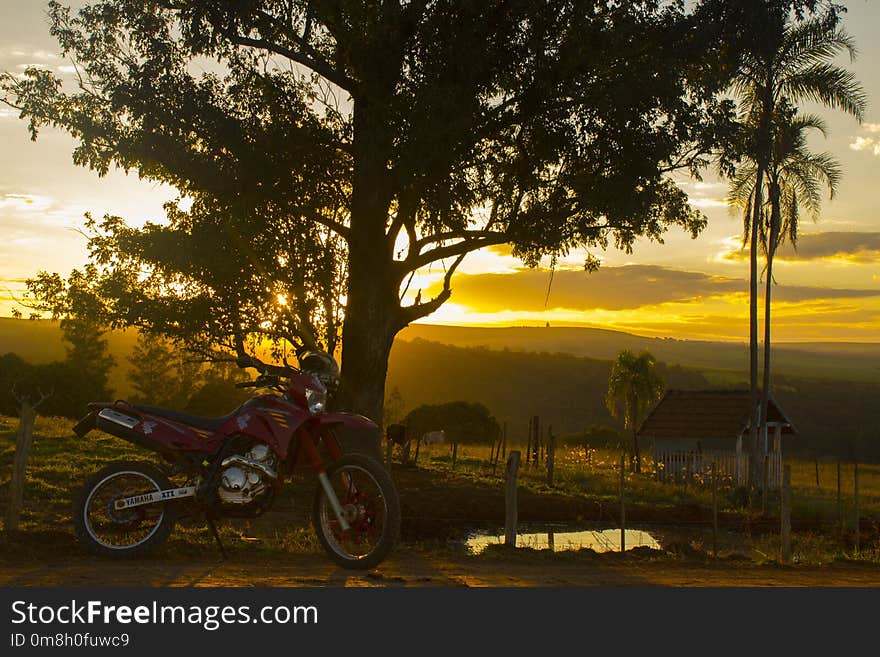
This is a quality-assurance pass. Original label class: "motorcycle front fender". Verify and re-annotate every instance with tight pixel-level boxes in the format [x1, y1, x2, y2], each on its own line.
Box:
[316, 412, 382, 460]
[316, 412, 378, 431]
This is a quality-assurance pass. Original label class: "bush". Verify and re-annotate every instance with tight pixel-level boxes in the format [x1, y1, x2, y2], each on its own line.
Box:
[561, 425, 625, 451]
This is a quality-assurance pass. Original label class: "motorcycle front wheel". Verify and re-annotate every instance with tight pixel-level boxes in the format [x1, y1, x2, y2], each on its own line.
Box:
[73, 461, 176, 558]
[312, 454, 400, 570]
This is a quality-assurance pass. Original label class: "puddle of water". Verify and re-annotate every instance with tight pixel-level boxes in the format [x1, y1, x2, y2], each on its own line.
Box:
[466, 529, 661, 554]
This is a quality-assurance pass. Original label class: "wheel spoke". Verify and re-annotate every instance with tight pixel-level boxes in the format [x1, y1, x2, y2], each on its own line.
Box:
[319, 464, 388, 561]
[84, 471, 165, 550]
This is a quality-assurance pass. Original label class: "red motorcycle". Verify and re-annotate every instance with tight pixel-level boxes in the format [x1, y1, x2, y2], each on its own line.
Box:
[71, 349, 400, 570]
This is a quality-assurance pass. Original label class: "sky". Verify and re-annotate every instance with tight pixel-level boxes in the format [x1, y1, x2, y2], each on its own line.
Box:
[0, 1, 878, 343]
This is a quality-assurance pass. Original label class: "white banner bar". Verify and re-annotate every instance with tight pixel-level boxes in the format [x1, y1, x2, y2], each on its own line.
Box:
[114, 486, 197, 510]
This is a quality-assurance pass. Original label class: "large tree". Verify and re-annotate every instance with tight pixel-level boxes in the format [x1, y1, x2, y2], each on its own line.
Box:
[730, 106, 841, 458]
[4, 0, 753, 422]
[727, 5, 864, 489]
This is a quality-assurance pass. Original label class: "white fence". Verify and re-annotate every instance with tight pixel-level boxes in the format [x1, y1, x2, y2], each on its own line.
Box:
[654, 448, 781, 489]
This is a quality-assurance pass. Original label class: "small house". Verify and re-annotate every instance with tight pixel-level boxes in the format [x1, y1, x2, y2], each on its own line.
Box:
[637, 389, 796, 488]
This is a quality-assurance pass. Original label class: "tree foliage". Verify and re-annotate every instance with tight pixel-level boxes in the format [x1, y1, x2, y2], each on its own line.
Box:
[404, 400, 500, 446]
[723, 2, 864, 489]
[605, 349, 664, 472]
[1, 0, 748, 420]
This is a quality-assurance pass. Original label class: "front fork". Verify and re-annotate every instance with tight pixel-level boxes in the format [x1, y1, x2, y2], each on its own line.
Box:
[299, 427, 351, 531]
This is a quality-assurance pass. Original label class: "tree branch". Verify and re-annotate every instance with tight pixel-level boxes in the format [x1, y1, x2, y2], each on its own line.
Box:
[399, 252, 467, 325]
[403, 232, 509, 272]
[225, 32, 356, 93]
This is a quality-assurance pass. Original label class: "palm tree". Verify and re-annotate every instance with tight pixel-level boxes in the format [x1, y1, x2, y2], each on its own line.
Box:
[729, 7, 865, 491]
[605, 350, 665, 474]
[732, 108, 841, 455]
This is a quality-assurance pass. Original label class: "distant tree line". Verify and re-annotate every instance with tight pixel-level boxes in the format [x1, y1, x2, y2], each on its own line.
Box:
[1, 322, 249, 418]
[385, 339, 880, 461]
[0, 317, 113, 417]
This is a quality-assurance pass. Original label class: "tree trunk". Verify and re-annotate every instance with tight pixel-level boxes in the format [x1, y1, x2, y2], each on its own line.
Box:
[335, 221, 398, 423]
[747, 167, 764, 493]
[334, 96, 398, 425]
[760, 191, 781, 471]
[632, 426, 641, 474]
[5, 402, 36, 534]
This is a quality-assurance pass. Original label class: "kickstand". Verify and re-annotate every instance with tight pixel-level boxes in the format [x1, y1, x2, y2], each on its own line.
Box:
[206, 517, 227, 560]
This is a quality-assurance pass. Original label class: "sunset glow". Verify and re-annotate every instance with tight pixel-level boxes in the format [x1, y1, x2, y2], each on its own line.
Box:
[1, 1, 878, 343]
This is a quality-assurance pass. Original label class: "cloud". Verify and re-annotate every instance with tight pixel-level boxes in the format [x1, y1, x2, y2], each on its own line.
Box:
[676, 179, 730, 209]
[0, 193, 54, 212]
[8, 49, 59, 61]
[687, 197, 729, 208]
[423, 264, 880, 315]
[849, 125, 880, 156]
[720, 231, 880, 264]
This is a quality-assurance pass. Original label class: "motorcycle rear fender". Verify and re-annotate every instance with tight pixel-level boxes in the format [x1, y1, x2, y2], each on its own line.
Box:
[75, 401, 217, 455]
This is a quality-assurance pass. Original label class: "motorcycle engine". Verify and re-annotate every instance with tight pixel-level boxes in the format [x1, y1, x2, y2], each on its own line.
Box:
[217, 443, 278, 510]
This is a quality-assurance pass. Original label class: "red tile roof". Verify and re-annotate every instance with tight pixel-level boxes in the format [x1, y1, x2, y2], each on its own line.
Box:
[637, 390, 795, 440]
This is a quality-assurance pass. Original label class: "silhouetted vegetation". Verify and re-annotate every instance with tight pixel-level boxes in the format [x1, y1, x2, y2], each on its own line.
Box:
[404, 401, 501, 446]
[3, 0, 789, 423]
[386, 338, 880, 461]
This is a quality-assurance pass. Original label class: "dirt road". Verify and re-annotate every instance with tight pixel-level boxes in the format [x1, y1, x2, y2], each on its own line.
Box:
[3, 549, 879, 587]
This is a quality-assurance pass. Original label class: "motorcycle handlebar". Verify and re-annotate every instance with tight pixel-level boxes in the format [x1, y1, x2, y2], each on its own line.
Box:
[236, 353, 296, 377]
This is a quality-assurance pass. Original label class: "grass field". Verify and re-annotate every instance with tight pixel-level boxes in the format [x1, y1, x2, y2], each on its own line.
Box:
[408, 440, 880, 518]
[1, 415, 878, 571]
[398, 440, 880, 564]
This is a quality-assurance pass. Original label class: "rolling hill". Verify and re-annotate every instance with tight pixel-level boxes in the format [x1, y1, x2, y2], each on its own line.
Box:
[2, 318, 878, 457]
[399, 324, 880, 383]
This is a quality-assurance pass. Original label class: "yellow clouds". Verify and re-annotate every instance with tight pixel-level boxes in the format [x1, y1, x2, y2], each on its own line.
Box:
[419, 264, 880, 341]
[425, 265, 744, 313]
[719, 231, 880, 264]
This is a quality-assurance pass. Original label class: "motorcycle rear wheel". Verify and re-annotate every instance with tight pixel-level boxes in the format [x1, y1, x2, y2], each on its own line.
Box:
[312, 454, 400, 570]
[74, 461, 176, 558]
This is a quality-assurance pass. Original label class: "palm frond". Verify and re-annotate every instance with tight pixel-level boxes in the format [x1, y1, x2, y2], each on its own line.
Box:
[781, 63, 867, 120]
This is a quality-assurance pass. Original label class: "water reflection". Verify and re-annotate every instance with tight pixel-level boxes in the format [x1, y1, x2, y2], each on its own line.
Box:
[466, 529, 661, 554]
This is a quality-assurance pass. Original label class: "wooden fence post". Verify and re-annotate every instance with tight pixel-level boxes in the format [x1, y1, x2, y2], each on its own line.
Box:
[451, 441, 458, 470]
[546, 428, 556, 487]
[502, 422, 507, 460]
[5, 401, 37, 534]
[539, 424, 545, 465]
[532, 416, 540, 466]
[837, 459, 842, 530]
[505, 451, 521, 547]
[854, 462, 860, 555]
[762, 453, 769, 516]
[781, 464, 792, 564]
[385, 430, 394, 466]
[814, 459, 820, 490]
[712, 462, 718, 558]
[526, 417, 532, 466]
[620, 451, 626, 553]
[412, 436, 421, 465]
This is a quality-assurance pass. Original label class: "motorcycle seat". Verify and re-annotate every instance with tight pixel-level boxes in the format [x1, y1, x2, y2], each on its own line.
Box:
[133, 405, 236, 432]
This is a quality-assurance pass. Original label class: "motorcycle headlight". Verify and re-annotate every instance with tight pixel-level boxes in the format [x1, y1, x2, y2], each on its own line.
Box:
[305, 385, 327, 414]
